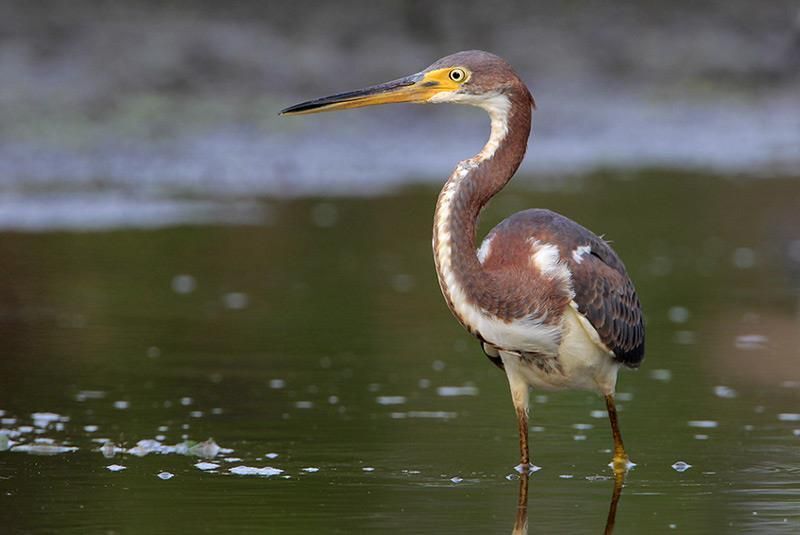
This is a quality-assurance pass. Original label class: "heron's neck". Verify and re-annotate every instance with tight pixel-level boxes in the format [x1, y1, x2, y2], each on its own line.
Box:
[433, 90, 532, 323]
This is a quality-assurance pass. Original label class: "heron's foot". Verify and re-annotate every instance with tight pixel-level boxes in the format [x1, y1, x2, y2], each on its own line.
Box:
[514, 462, 542, 475]
[609, 452, 636, 474]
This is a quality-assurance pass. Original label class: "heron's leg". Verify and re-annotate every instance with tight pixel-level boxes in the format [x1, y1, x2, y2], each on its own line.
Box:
[605, 394, 629, 472]
[503, 358, 531, 468]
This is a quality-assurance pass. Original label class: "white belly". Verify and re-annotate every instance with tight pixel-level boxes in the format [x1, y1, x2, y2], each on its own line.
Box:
[500, 303, 620, 395]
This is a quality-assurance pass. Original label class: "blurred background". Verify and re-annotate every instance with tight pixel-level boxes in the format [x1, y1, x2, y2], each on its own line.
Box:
[1, 0, 798, 227]
[2, 2, 800, 533]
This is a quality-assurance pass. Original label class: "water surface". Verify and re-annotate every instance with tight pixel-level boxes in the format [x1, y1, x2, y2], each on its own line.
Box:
[2, 172, 800, 533]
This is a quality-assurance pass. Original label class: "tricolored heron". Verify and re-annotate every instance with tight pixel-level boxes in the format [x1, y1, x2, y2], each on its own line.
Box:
[282, 50, 645, 472]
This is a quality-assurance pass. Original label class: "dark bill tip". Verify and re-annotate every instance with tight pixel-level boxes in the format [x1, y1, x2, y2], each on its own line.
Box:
[280, 73, 423, 116]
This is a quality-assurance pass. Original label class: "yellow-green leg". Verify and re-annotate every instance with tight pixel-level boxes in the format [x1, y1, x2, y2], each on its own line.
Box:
[605, 394, 629, 472]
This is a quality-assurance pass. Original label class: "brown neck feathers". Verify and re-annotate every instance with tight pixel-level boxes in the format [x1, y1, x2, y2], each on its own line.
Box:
[433, 87, 533, 323]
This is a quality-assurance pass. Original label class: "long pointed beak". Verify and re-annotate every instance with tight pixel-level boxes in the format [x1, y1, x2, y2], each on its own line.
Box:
[280, 72, 438, 115]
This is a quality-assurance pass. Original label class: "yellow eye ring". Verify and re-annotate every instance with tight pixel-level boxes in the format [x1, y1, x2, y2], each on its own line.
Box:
[449, 68, 467, 83]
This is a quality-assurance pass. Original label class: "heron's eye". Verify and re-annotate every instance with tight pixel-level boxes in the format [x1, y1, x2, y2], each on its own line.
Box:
[449, 68, 467, 83]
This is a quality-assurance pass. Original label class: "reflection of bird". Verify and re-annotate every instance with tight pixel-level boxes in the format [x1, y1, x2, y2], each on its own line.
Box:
[512, 471, 625, 534]
[282, 50, 645, 472]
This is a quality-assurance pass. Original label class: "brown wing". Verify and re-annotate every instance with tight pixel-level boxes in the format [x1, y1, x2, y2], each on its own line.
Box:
[567, 240, 645, 367]
[485, 209, 645, 367]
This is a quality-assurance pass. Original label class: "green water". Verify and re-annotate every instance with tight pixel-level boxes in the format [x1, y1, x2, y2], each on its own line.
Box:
[2, 172, 800, 533]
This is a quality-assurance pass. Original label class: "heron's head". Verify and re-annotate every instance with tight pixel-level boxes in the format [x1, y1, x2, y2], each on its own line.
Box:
[280, 50, 533, 116]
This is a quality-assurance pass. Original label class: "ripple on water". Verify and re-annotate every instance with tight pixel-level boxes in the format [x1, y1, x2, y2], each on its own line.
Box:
[229, 466, 283, 477]
[688, 420, 719, 429]
[672, 461, 692, 472]
[11, 443, 78, 455]
[436, 386, 479, 397]
[376, 396, 407, 405]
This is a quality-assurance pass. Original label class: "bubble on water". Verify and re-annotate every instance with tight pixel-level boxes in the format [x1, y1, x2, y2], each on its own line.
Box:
[190, 411, 204, 418]
[310, 202, 338, 228]
[265, 452, 279, 459]
[269, 379, 286, 389]
[376, 396, 407, 406]
[211, 407, 223, 415]
[189, 438, 222, 458]
[171, 274, 196, 294]
[327, 395, 339, 405]
[743, 425, 755, 431]
[673, 330, 696, 345]
[649, 369, 672, 382]
[669, 524, 677, 529]
[573, 423, 594, 430]
[100, 441, 122, 458]
[180, 397, 193, 406]
[688, 420, 718, 428]
[590, 410, 607, 419]
[12, 443, 79, 455]
[534, 395, 548, 403]
[450, 476, 463, 483]
[155, 435, 166, 441]
[694, 434, 709, 440]
[515, 464, 542, 474]
[223, 292, 249, 310]
[559, 474, 574, 479]
[18, 425, 33, 434]
[1, 418, 17, 425]
[224, 457, 242, 463]
[107, 464, 127, 472]
[367, 383, 381, 392]
[32, 412, 67, 428]
[362, 467, 375, 472]
[531, 426, 545, 432]
[229, 465, 283, 476]
[432, 360, 446, 372]
[668, 306, 690, 324]
[418, 378, 431, 389]
[713, 385, 737, 398]
[84, 425, 98, 433]
[735, 334, 767, 350]
[406, 411, 457, 419]
[573, 435, 587, 441]
[295, 401, 313, 409]
[585, 475, 611, 481]
[781, 380, 800, 388]
[113, 400, 130, 410]
[793, 429, 800, 437]
[146, 346, 161, 359]
[194, 461, 219, 471]
[157, 472, 174, 480]
[437, 385, 479, 397]
[302, 467, 319, 473]
[732, 247, 755, 269]
[778, 413, 800, 422]
[390, 412, 407, 419]
[671, 461, 692, 472]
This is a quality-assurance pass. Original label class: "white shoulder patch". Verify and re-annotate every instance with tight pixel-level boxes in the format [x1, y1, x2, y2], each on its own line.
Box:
[529, 240, 572, 289]
[572, 245, 591, 264]
[477, 234, 495, 264]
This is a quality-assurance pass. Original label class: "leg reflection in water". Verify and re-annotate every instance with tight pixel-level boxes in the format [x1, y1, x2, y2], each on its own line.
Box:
[511, 471, 625, 535]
